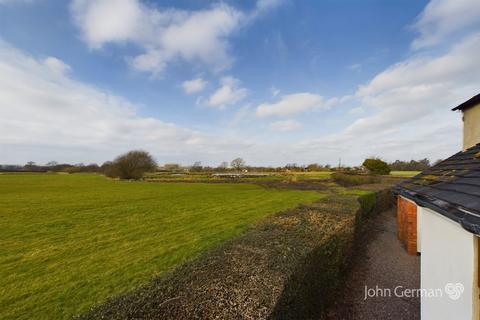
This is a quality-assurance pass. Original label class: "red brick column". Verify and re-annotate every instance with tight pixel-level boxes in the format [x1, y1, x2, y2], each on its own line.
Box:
[396, 196, 417, 255]
[405, 200, 417, 255]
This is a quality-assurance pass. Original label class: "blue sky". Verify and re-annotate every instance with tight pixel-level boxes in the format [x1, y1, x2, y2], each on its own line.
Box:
[1, 0, 480, 166]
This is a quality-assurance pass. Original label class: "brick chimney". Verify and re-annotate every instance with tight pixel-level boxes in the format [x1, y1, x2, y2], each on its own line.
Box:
[452, 94, 480, 150]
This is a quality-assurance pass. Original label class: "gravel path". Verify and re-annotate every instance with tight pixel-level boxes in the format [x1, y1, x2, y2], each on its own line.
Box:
[325, 209, 420, 320]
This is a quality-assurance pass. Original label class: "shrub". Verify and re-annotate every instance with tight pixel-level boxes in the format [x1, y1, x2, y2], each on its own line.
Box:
[101, 161, 118, 178]
[108, 151, 157, 180]
[332, 172, 380, 186]
[362, 158, 390, 175]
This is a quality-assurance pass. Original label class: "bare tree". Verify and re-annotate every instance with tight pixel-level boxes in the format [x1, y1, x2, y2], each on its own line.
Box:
[230, 158, 246, 171]
[110, 150, 157, 180]
[23, 161, 40, 172]
[101, 161, 117, 178]
[46, 161, 58, 167]
[191, 161, 203, 172]
[218, 161, 229, 170]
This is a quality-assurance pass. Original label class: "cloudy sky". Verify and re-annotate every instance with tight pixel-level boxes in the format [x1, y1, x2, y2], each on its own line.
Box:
[1, 0, 479, 166]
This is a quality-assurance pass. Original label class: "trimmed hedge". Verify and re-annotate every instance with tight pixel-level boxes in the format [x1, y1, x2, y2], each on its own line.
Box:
[76, 188, 393, 320]
[331, 172, 380, 187]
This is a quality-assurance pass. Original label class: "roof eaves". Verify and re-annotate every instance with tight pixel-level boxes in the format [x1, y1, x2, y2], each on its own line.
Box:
[452, 93, 480, 111]
[393, 187, 480, 235]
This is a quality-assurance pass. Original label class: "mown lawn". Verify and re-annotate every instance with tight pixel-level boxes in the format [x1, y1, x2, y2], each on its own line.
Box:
[0, 174, 321, 320]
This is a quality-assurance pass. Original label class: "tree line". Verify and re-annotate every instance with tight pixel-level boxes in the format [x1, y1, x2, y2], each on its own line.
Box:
[0, 151, 441, 180]
[388, 158, 440, 171]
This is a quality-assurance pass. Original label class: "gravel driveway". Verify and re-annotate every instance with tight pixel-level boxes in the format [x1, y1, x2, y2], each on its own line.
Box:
[325, 208, 420, 320]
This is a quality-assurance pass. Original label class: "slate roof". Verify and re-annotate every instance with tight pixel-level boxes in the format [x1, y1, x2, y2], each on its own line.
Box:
[452, 93, 480, 111]
[394, 143, 480, 235]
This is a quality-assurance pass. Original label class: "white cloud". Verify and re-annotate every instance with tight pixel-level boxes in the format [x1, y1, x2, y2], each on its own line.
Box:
[182, 77, 207, 94]
[297, 33, 480, 165]
[351, 33, 480, 136]
[411, 0, 480, 49]
[347, 63, 361, 72]
[70, 0, 283, 76]
[206, 76, 247, 109]
[43, 57, 71, 75]
[71, 0, 243, 75]
[70, 0, 146, 49]
[256, 93, 333, 117]
[229, 104, 252, 127]
[0, 40, 252, 164]
[250, 0, 284, 19]
[270, 86, 280, 97]
[348, 107, 363, 115]
[268, 120, 302, 132]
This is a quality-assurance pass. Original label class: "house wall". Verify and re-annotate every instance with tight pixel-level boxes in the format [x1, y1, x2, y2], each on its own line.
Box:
[474, 236, 480, 320]
[420, 207, 476, 320]
[463, 103, 480, 150]
[417, 206, 423, 252]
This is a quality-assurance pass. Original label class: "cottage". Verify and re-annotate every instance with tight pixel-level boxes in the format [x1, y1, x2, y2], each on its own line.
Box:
[394, 94, 480, 320]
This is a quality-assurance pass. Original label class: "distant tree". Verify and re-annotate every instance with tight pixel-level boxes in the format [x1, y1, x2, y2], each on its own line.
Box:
[389, 158, 431, 171]
[163, 163, 180, 171]
[83, 163, 100, 173]
[307, 163, 323, 171]
[110, 150, 157, 180]
[362, 158, 390, 175]
[285, 163, 301, 171]
[46, 161, 58, 167]
[218, 161, 229, 170]
[101, 161, 117, 178]
[0, 164, 23, 171]
[230, 158, 246, 171]
[24, 161, 37, 171]
[191, 161, 203, 172]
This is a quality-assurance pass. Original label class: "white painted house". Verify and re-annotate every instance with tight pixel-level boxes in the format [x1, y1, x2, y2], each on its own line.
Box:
[395, 94, 480, 320]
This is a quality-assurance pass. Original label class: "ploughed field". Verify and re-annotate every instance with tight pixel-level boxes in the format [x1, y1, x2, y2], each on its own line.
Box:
[0, 173, 320, 320]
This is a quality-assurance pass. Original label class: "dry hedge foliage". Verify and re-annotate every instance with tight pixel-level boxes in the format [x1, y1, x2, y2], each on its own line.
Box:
[77, 188, 393, 320]
[331, 172, 380, 187]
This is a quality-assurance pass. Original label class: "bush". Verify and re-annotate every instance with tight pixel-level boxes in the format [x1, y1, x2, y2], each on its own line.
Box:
[362, 158, 390, 175]
[101, 161, 118, 178]
[107, 151, 157, 180]
[332, 172, 380, 186]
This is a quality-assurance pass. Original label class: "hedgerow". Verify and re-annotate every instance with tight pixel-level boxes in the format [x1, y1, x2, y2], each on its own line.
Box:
[77, 187, 393, 320]
[331, 172, 380, 186]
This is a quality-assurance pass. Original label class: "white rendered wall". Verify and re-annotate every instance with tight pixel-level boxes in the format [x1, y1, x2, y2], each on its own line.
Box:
[417, 205, 422, 253]
[420, 207, 476, 320]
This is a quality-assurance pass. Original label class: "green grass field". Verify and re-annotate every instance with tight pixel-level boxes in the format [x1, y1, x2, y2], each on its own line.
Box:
[390, 171, 421, 177]
[288, 171, 332, 180]
[0, 174, 321, 319]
